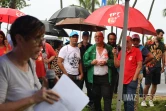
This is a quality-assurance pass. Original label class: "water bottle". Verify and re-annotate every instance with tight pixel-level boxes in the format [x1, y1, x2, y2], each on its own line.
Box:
[46, 69, 56, 89]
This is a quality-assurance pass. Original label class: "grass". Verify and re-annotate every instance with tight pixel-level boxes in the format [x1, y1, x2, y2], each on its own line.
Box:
[82, 94, 166, 111]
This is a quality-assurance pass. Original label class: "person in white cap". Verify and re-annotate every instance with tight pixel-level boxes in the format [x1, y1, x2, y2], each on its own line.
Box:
[131, 34, 153, 110]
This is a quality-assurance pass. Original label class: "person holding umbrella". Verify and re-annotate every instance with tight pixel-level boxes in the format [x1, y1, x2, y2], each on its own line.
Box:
[0, 15, 60, 111]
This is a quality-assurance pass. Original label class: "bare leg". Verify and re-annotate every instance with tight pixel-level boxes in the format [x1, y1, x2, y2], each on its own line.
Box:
[143, 84, 151, 101]
[150, 84, 157, 100]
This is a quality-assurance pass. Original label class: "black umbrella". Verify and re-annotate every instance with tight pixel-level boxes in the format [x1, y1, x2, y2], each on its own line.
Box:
[41, 20, 69, 37]
[49, 5, 90, 24]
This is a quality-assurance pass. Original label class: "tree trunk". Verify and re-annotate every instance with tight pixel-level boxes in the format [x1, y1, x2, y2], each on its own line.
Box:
[142, 0, 155, 45]
[60, 0, 63, 9]
[9, 0, 17, 9]
[91, 0, 95, 12]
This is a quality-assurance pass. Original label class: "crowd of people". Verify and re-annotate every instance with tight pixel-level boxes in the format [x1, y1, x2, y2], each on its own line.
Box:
[0, 15, 165, 111]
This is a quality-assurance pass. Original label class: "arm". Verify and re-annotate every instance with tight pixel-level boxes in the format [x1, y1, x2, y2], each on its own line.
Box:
[0, 88, 59, 111]
[112, 48, 120, 68]
[47, 56, 56, 63]
[57, 57, 68, 75]
[45, 43, 56, 64]
[133, 61, 142, 81]
[161, 52, 165, 73]
[143, 52, 154, 65]
[78, 60, 84, 80]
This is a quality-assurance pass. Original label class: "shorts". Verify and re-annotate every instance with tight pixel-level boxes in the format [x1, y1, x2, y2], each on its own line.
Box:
[145, 67, 161, 85]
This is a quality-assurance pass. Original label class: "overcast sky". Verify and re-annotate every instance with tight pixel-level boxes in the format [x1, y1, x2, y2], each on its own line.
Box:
[1, 0, 166, 43]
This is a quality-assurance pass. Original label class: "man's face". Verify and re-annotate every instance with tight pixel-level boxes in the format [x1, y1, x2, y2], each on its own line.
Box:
[132, 38, 140, 47]
[70, 35, 79, 45]
[108, 35, 116, 46]
[157, 32, 164, 40]
[126, 37, 132, 49]
[82, 35, 89, 42]
[94, 32, 104, 44]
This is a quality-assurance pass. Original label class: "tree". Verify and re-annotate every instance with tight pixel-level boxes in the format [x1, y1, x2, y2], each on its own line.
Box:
[0, 0, 30, 9]
[78, 0, 100, 12]
[0, 0, 30, 29]
[142, 0, 155, 45]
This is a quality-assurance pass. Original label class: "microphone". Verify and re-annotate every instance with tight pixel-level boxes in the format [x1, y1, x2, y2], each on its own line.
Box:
[46, 69, 56, 89]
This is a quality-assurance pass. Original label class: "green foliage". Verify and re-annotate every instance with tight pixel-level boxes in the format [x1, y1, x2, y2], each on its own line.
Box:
[0, 0, 30, 9]
[107, 0, 117, 5]
[83, 94, 166, 111]
[78, 0, 100, 12]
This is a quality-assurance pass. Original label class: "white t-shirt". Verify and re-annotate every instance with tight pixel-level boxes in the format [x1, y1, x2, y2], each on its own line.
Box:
[0, 55, 41, 111]
[94, 48, 108, 75]
[58, 45, 81, 75]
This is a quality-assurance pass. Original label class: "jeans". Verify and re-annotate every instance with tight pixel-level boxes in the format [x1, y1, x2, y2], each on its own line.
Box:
[123, 80, 138, 111]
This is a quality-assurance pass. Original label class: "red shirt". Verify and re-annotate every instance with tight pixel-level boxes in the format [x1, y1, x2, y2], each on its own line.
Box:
[36, 43, 56, 78]
[118, 47, 142, 84]
[0, 45, 12, 56]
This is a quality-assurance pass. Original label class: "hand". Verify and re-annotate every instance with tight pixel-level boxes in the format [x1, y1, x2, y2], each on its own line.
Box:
[161, 67, 165, 73]
[78, 43, 82, 48]
[78, 74, 83, 80]
[43, 58, 49, 64]
[98, 60, 106, 66]
[4, 40, 9, 47]
[31, 87, 60, 104]
[112, 47, 117, 56]
[91, 59, 98, 65]
[146, 67, 150, 74]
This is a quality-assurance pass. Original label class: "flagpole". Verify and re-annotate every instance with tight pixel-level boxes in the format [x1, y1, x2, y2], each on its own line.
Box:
[116, 0, 130, 111]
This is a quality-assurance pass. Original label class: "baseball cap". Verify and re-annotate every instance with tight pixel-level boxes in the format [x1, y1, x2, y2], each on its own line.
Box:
[69, 31, 79, 37]
[82, 31, 89, 36]
[131, 34, 140, 40]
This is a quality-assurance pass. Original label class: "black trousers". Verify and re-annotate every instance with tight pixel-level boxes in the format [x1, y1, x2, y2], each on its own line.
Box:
[110, 69, 119, 108]
[93, 74, 112, 111]
[80, 72, 94, 106]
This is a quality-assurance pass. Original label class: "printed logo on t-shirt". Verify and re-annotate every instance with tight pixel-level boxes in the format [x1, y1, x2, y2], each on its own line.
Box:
[129, 56, 133, 61]
[68, 52, 80, 69]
